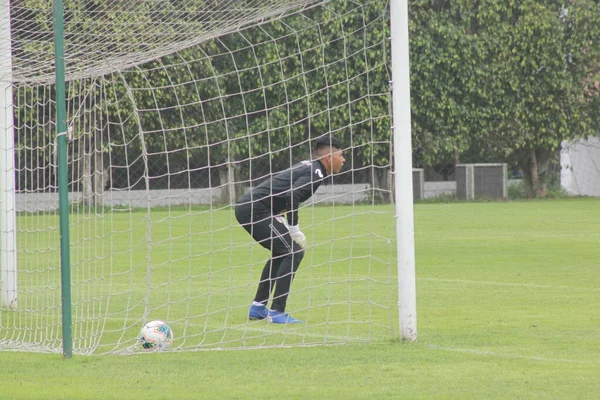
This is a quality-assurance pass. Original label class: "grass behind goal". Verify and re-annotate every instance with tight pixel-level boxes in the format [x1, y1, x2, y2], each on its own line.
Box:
[1, 198, 599, 399]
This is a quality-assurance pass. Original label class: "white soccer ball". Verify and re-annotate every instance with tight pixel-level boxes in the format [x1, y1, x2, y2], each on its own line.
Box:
[138, 320, 174, 350]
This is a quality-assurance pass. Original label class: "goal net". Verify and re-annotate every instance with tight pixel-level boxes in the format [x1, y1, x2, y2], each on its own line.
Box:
[1, 0, 397, 354]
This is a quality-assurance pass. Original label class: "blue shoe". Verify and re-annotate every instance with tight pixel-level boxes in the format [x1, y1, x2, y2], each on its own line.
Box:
[248, 304, 269, 320]
[267, 310, 302, 324]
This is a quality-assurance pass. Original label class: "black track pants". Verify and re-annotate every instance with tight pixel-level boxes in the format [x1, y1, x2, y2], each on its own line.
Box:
[235, 203, 305, 312]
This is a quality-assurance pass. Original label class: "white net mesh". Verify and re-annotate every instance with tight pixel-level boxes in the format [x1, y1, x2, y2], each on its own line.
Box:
[1, 0, 397, 354]
[7, 0, 321, 84]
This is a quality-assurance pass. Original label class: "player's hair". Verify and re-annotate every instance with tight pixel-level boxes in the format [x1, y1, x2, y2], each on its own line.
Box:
[314, 135, 343, 155]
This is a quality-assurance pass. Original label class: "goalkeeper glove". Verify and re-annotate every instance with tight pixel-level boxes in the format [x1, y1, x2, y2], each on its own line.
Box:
[288, 225, 308, 250]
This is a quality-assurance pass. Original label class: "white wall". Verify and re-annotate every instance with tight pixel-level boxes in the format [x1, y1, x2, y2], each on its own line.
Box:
[14, 177, 539, 212]
[423, 181, 456, 199]
[15, 184, 372, 212]
[561, 137, 600, 196]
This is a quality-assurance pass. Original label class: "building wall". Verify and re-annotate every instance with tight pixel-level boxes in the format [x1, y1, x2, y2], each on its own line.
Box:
[561, 137, 600, 196]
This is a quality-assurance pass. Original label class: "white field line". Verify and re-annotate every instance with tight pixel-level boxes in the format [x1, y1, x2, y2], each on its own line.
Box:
[419, 277, 600, 291]
[426, 344, 600, 366]
[202, 322, 370, 343]
[420, 278, 599, 365]
[113, 324, 371, 355]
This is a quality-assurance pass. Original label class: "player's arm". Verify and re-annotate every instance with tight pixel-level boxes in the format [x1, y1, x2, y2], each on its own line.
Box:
[284, 167, 321, 250]
[285, 170, 314, 227]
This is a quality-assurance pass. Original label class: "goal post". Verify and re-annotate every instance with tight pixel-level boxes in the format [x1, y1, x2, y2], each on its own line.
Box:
[0, 0, 17, 310]
[390, 0, 417, 341]
[54, 0, 74, 359]
[1, 0, 417, 354]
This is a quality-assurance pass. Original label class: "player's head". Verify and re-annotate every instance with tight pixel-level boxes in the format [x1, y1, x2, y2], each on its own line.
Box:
[314, 135, 345, 175]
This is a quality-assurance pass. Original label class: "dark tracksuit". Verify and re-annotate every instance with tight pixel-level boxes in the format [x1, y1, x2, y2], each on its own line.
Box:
[235, 159, 327, 312]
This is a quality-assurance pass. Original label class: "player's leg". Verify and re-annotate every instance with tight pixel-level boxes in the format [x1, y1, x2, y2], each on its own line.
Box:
[269, 246, 304, 313]
[265, 215, 305, 323]
[253, 255, 284, 305]
[235, 203, 273, 320]
[235, 206, 304, 323]
[246, 215, 303, 321]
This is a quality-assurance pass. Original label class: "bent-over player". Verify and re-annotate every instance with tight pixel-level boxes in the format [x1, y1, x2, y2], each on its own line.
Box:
[235, 135, 345, 324]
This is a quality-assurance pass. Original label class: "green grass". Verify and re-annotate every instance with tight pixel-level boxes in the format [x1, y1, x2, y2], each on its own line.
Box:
[1, 198, 600, 399]
[2, 204, 397, 352]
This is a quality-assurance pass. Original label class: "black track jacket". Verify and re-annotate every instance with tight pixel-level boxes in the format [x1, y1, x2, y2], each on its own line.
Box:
[238, 159, 327, 226]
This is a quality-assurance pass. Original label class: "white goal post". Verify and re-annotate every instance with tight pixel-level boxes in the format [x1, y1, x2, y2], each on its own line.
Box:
[1, 0, 17, 310]
[390, 0, 416, 341]
[1, 0, 416, 354]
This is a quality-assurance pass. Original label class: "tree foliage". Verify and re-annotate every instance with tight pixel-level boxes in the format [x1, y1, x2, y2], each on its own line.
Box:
[9, 0, 600, 199]
[409, 0, 600, 196]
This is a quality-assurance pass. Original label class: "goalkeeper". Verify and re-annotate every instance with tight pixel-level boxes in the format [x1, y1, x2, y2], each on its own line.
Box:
[235, 135, 345, 324]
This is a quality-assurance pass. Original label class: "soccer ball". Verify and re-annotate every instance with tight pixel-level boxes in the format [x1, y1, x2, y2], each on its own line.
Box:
[138, 320, 174, 350]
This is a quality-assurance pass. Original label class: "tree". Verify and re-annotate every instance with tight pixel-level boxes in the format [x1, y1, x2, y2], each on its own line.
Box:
[409, 0, 488, 172]
[408, 0, 600, 197]
[481, 0, 600, 197]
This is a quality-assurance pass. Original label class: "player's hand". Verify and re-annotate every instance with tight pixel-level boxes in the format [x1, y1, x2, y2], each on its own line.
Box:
[288, 225, 308, 250]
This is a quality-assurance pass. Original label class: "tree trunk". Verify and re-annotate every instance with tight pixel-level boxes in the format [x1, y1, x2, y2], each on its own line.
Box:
[219, 158, 239, 205]
[93, 148, 108, 207]
[92, 112, 108, 207]
[82, 150, 94, 206]
[520, 150, 546, 198]
[371, 165, 391, 203]
[80, 91, 99, 207]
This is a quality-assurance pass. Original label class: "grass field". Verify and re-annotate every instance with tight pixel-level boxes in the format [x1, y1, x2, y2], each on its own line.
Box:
[3, 203, 397, 353]
[1, 198, 599, 399]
